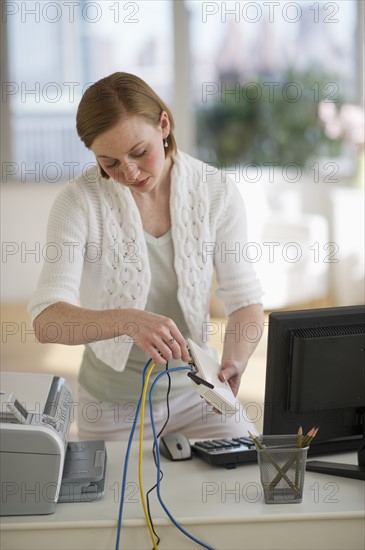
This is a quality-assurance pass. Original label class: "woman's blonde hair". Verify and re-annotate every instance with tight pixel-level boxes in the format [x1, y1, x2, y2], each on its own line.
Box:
[76, 72, 177, 178]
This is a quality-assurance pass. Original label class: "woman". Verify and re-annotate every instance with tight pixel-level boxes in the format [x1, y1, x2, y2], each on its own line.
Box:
[28, 72, 264, 441]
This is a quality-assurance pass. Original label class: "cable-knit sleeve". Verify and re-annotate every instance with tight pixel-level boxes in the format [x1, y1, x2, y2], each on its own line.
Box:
[27, 182, 88, 323]
[214, 177, 264, 315]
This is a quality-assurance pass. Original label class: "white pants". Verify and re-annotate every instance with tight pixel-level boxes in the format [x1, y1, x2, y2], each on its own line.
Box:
[76, 384, 257, 442]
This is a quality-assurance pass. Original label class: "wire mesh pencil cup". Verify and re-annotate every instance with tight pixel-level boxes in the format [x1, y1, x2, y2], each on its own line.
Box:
[257, 435, 309, 504]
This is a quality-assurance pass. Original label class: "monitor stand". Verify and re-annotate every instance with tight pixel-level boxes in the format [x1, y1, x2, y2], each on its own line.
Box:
[306, 433, 365, 481]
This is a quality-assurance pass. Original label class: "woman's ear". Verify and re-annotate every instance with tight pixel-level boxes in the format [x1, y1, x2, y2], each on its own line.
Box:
[160, 111, 170, 139]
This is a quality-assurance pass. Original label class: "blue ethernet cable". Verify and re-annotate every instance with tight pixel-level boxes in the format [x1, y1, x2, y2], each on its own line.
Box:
[149, 367, 215, 550]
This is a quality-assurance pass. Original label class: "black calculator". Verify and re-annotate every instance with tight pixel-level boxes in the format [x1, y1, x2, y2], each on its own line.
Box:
[192, 437, 258, 468]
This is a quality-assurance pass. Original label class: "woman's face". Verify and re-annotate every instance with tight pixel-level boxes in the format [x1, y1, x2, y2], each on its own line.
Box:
[91, 112, 171, 193]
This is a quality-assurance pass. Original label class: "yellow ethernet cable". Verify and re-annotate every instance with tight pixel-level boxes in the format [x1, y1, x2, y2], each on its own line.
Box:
[139, 361, 158, 550]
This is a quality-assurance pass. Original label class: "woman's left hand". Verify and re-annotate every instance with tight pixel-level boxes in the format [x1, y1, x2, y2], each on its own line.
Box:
[218, 360, 246, 397]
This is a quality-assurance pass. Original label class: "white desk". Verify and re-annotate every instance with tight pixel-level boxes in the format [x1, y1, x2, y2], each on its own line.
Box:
[1, 442, 364, 550]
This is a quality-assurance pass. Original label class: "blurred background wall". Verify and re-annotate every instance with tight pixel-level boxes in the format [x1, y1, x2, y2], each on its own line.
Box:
[1, 0, 364, 311]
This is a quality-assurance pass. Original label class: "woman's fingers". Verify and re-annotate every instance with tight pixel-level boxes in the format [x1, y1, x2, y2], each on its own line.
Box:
[129, 310, 190, 364]
[165, 332, 190, 362]
[218, 360, 245, 396]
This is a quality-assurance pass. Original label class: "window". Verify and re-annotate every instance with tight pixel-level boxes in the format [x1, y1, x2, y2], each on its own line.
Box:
[3, 0, 173, 182]
[187, 0, 361, 175]
[2, 0, 362, 182]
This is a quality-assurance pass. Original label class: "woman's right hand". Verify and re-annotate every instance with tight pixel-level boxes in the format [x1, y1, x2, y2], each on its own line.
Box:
[125, 308, 191, 365]
[34, 302, 191, 365]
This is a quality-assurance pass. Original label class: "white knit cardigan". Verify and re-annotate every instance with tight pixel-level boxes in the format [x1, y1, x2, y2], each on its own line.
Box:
[28, 150, 263, 371]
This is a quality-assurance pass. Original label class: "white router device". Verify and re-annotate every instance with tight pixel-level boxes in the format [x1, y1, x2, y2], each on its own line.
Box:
[186, 338, 241, 417]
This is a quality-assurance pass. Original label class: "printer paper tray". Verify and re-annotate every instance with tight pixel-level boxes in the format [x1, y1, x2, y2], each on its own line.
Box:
[58, 440, 107, 503]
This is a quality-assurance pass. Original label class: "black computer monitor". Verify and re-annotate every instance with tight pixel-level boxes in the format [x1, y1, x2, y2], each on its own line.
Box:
[263, 305, 365, 480]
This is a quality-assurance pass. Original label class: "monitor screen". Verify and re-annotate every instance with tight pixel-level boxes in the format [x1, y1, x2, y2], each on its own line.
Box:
[263, 305, 365, 457]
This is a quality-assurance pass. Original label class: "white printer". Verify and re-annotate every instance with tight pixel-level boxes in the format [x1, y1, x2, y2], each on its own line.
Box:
[0, 372, 106, 516]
